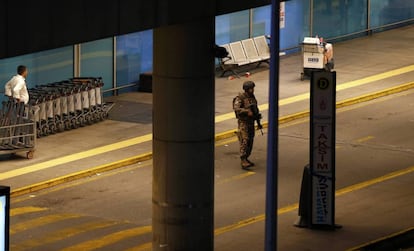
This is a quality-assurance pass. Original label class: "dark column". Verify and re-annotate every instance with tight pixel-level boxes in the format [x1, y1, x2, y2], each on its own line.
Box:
[152, 17, 215, 250]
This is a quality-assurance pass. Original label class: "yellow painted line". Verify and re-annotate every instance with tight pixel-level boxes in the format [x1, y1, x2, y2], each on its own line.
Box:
[336, 81, 414, 108]
[215, 137, 238, 146]
[215, 80, 414, 142]
[12, 163, 152, 201]
[215, 111, 238, 123]
[76, 164, 414, 249]
[10, 213, 81, 235]
[9, 164, 411, 251]
[60, 226, 152, 251]
[12, 220, 119, 251]
[356, 136, 374, 143]
[215, 214, 266, 235]
[0, 134, 152, 180]
[216, 172, 256, 185]
[10, 206, 48, 216]
[336, 65, 414, 91]
[9, 162, 412, 249]
[214, 204, 299, 236]
[11, 152, 152, 198]
[125, 242, 152, 251]
[335, 165, 414, 196]
[216, 164, 414, 235]
[215, 64, 414, 123]
[215, 130, 238, 141]
[346, 226, 414, 251]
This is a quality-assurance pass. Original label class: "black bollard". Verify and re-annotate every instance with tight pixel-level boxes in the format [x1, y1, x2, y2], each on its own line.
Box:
[294, 164, 312, 228]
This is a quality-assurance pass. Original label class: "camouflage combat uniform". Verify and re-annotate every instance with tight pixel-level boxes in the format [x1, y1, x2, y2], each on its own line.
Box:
[233, 92, 259, 167]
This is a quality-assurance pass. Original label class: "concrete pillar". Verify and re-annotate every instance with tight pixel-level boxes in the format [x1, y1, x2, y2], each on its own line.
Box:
[152, 17, 215, 251]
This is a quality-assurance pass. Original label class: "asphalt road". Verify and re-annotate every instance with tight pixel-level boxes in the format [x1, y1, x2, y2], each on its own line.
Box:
[9, 88, 414, 251]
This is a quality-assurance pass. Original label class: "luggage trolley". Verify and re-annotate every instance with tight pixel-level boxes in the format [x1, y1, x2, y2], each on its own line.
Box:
[0, 101, 37, 159]
[22, 77, 113, 138]
[300, 36, 334, 80]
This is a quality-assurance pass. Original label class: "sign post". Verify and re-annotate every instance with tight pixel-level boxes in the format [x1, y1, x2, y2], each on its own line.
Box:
[309, 71, 338, 229]
[0, 186, 10, 251]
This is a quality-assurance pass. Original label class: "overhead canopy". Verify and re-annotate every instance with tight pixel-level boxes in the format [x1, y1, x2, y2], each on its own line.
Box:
[0, 0, 271, 59]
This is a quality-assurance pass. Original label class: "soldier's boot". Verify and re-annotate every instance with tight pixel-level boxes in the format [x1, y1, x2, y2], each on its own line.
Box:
[241, 157, 253, 170]
[246, 158, 255, 166]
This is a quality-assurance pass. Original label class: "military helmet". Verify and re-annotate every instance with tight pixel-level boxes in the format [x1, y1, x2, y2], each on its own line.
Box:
[242, 81, 255, 91]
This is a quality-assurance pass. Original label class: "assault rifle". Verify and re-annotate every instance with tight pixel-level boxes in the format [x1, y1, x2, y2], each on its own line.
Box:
[249, 104, 263, 135]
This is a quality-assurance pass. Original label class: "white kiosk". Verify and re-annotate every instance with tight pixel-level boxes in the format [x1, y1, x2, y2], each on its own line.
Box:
[301, 37, 334, 80]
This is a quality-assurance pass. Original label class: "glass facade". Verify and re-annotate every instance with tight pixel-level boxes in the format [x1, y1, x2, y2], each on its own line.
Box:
[80, 38, 113, 93]
[280, 0, 310, 51]
[116, 30, 153, 89]
[216, 10, 250, 45]
[370, 0, 414, 29]
[252, 6, 270, 37]
[0, 46, 73, 103]
[312, 0, 368, 39]
[1, 0, 413, 102]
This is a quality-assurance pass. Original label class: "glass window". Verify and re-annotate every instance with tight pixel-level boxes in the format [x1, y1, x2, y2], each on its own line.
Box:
[281, 0, 310, 51]
[116, 29, 153, 89]
[252, 5, 271, 37]
[370, 0, 414, 29]
[80, 38, 113, 93]
[313, 0, 367, 39]
[0, 46, 73, 103]
[216, 10, 250, 45]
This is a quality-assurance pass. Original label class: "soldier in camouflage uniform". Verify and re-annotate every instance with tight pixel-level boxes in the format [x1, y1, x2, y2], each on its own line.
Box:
[233, 81, 262, 170]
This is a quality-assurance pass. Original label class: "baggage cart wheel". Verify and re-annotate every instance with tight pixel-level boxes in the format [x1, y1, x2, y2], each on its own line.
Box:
[71, 118, 79, 129]
[42, 126, 50, 136]
[100, 111, 109, 120]
[49, 124, 56, 134]
[37, 128, 43, 137]
[99, 112, 105, 121]
[85, 115, 93, 125]
[26, 150, 34, 159]
[79, 117, 85, 127]
[64, 120, 71, 130]
[57, 121, 65, 132]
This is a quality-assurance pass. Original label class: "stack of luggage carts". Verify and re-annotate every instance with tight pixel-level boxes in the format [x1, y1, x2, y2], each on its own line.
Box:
[28, 77, 113, 138]
[0, 100, 36, 159]
[1, 77, 113, 159]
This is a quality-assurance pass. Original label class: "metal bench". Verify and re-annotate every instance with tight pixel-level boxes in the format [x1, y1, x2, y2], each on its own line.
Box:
[242, 37, 270, 67]
[218, 36, 272, 77]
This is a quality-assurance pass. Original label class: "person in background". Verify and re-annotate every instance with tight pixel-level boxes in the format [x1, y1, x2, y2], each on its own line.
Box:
[319, 37, 334, 71]
[4, 65, 29, 104]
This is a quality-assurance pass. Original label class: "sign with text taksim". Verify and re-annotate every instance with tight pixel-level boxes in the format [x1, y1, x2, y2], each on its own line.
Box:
[310, 71, 336, 227]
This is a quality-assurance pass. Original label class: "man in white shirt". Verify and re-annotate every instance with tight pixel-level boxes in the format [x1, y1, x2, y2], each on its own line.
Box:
[4, 65, 29, 104]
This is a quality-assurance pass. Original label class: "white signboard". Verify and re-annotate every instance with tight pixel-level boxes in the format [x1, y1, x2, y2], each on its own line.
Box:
[303, 52, 324, 69]
[280, 2, 285, 29]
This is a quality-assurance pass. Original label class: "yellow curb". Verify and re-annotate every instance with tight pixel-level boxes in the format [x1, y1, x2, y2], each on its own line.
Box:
[336, 81, 414, 108]
[346, 226, 414, 251]
[11, 152, 152, 197]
